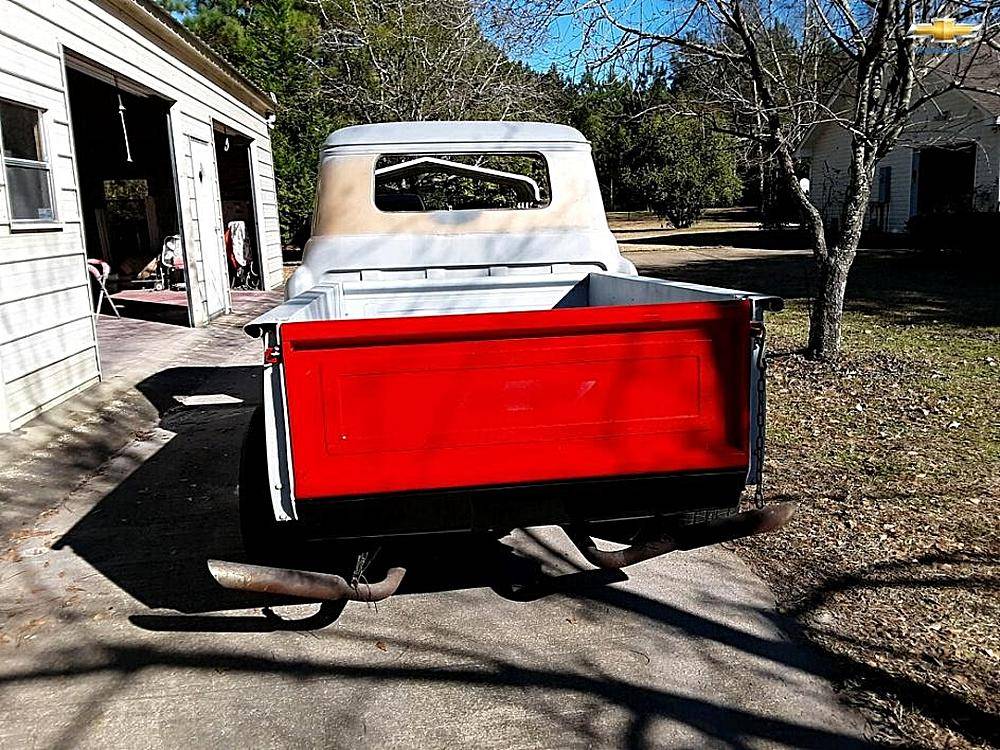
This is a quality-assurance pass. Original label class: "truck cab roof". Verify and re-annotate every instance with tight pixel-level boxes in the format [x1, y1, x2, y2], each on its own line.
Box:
[323, 121, 590, 151]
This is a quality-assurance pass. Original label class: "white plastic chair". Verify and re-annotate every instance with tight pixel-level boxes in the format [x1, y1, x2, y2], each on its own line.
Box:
[87, 259, 121, 318]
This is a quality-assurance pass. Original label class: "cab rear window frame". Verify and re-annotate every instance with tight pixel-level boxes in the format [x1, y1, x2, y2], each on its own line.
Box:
[372, 151, 552, 213]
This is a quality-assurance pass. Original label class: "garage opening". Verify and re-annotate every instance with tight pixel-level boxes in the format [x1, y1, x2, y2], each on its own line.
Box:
[214, 124, 261, 290]
[916, 143, 976, 215]
[65, 56, 189, 326]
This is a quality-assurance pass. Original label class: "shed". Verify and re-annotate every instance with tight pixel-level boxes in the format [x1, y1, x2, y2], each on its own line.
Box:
[0, 0, 283, 432]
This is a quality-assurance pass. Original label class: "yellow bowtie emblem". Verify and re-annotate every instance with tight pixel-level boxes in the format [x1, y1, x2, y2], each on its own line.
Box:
[908, 18, 981, 43]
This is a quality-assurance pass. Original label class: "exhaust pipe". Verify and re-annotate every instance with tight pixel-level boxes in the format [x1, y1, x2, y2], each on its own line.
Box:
[207, 559, 406, 602]
[564, 502, 796, 570]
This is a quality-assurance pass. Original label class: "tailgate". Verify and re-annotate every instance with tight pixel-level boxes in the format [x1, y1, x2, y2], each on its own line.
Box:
[279, 300, 752, 500]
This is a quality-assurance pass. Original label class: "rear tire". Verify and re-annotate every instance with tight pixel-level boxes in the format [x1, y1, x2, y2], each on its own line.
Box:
[238, 407, 300, 561]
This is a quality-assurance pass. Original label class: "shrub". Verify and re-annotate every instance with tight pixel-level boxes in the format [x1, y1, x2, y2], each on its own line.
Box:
[623, 117, 741, 228]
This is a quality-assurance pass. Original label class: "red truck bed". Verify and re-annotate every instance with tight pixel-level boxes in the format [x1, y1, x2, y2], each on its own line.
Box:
[279, 299, 752, 500]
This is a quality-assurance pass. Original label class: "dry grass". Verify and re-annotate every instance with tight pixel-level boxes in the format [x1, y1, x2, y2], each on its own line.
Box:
[608, 207, 760, 234]
[627, 227, 999, 749]
[741, 306, 999, 748]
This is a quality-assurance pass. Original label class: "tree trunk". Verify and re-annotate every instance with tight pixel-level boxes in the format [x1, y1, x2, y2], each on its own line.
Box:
[807, 252, 853, 359]
[805, 139, 872, 361]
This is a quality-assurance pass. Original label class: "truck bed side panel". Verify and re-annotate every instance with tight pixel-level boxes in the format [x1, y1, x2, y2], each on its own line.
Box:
[280, 300, 751, 500]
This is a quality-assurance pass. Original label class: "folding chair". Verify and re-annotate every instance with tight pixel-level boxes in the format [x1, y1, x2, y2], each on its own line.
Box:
[87, 259, 121, 318]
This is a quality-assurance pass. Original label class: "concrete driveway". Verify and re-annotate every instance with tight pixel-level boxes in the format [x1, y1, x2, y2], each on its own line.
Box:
[0, 283, 868, 748]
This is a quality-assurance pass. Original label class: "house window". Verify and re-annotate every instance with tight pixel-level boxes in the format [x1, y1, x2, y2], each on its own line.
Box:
[0, 101, 55, 222]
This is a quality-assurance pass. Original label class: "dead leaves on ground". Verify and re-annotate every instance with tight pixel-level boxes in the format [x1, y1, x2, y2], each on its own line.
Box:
[739, 317, 1000, 749]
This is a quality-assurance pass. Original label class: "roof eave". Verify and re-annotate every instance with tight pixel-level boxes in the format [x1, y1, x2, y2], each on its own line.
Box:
[100, 0, 275, 116]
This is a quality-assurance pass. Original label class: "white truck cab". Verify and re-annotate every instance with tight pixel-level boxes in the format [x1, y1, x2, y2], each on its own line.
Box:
[286, 121, 635, 301]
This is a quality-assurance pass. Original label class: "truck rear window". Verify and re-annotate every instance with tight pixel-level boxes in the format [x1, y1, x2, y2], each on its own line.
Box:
[374, 153, 551, 212]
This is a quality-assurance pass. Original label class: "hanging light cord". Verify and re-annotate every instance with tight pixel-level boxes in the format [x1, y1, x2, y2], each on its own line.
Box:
[114, 77, 133, 164]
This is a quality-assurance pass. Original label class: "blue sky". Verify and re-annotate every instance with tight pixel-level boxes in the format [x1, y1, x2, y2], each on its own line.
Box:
[516, 15, 584, 73]
[490, 2, 671, 80]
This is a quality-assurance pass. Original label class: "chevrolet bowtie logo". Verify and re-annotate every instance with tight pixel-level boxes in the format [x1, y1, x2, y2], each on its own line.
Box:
[908, 17, 981, 44]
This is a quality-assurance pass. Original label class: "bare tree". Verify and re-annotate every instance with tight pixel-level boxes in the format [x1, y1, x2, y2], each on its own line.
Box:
[485, 0, 999, 359]
[307, 0, 555, 122]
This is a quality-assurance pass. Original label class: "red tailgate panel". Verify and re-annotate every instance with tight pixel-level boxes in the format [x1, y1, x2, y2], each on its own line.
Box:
[281, 300, 751, 500]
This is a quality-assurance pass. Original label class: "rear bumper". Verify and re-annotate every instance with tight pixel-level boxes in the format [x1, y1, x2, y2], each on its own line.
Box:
[291, 470, 745, 540]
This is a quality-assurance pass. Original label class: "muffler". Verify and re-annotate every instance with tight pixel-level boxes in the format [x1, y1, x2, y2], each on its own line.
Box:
[564, 502, 796, 569]
[207, 559, 406, 602]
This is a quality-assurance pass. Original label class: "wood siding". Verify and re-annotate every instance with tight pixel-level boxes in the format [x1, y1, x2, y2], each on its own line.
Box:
[801, 87, 1000, 233]
[0, 0, 281, 431]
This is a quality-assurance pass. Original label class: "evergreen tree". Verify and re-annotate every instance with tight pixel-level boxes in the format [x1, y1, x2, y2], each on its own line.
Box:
[182, 1, 340, 244]
[156, 1, 743, 241]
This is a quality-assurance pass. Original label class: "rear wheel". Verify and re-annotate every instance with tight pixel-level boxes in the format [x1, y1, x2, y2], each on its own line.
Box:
[238, 407, 300, 561]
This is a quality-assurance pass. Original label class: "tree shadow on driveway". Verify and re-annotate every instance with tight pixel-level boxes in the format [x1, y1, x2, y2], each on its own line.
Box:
[52, 366, 629, 617]
[52, 366, 264, 614]
[39, 364, 891, 748]
[0, 636, 874, 750]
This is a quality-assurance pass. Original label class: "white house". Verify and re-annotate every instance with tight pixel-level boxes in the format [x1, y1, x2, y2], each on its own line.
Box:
[799, 52, 1000, 233]
[0, 0, 284, 433]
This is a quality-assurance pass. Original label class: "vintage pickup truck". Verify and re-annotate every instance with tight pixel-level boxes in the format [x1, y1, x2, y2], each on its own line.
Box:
[208, 122, 794, 603]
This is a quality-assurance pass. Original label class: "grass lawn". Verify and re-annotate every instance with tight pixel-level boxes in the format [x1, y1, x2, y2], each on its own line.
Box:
[625, 229, 999, 749]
